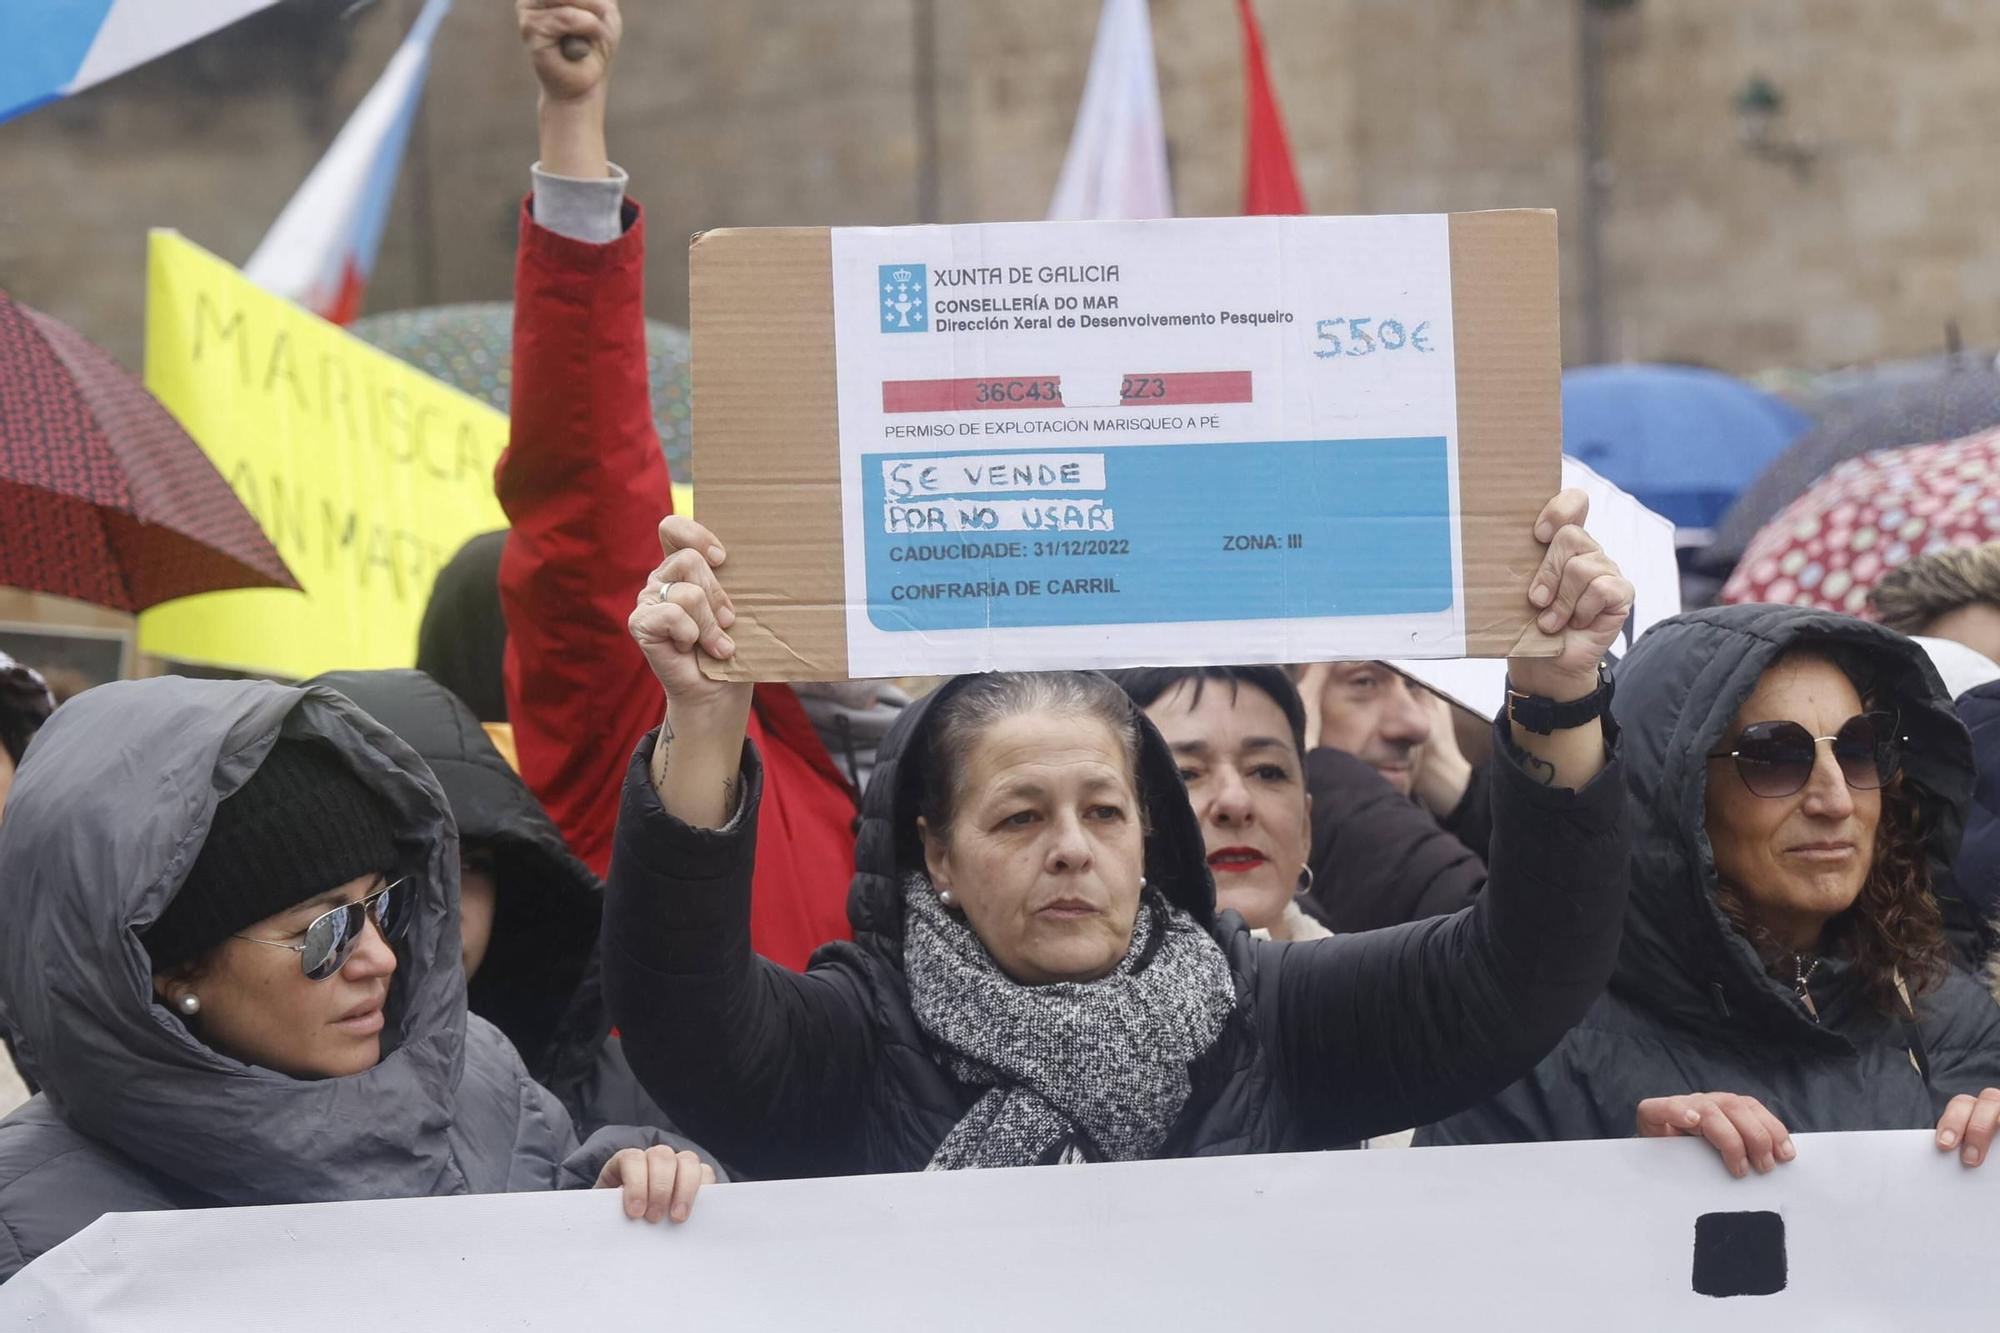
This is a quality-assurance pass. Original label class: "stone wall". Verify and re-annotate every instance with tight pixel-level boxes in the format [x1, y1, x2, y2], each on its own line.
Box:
[1, 0, 1993, 374]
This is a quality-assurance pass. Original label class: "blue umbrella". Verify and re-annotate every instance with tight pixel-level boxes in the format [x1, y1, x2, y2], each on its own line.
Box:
[1561, 363, 1809, 532]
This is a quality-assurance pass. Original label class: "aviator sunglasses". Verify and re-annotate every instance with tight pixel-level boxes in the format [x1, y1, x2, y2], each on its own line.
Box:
[234, 877, 412, 980]
[1706, 711, 1903, 800]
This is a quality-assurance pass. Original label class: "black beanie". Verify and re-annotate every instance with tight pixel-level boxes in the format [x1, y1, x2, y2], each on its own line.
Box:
[144, 739, 401, 973]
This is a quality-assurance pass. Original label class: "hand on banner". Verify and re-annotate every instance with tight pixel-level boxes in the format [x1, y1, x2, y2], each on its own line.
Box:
[1935, 1087, 2000, 1168]
[518, 0, 621, 105]
[630, 516, 753, 828]
[596, 1146, 717, 1224]
[1637, 1093, 1797, 1179]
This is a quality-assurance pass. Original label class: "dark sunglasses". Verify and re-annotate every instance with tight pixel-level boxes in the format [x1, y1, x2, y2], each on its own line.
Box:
[235, 877, 412, 980]
[1706, 711, 1902, 799]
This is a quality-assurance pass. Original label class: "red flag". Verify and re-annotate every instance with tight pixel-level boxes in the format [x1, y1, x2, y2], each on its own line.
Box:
[1238, 0, 1306, 214]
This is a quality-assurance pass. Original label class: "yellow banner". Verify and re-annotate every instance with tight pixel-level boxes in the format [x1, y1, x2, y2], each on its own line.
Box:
[138, 232, 690, 678]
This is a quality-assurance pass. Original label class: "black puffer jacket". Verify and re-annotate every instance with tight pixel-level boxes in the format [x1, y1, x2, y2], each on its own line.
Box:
[605, 673, 1631, 1179]
[1424, 606, 2000, 1147]
[310, 670, 673, 1138]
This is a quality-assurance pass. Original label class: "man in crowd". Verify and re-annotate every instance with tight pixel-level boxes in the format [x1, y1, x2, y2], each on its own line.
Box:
[1303, 660, 1491, 847]
[1292, 660, 1490, 932]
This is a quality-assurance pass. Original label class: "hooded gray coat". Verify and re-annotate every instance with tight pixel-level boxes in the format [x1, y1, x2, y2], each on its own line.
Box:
[0, 678, 680, 1281]
[1424, 606, 2000, 1146]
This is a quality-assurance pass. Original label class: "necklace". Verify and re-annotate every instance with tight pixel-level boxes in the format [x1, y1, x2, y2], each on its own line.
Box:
[1793, 954, 1824, 1022]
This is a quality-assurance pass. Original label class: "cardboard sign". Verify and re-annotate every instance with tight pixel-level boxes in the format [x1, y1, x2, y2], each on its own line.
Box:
[136, 232, 511, 678]
[6, 1132, 1993, 1328]
[1389, 455, 1682, 717]
[691, 211, 1561, 681]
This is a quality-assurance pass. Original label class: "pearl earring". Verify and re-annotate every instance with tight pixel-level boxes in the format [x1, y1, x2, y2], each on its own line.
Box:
[1139, 876, 1148, 890]
[939, 888, 955, 908]
[176, 993, 201, 1017]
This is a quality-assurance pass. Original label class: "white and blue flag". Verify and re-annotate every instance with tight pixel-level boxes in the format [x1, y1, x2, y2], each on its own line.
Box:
[0, 1, 283, 124]
[243, 0, 452, 322]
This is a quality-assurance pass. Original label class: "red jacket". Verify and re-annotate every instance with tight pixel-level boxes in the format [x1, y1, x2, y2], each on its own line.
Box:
[496, 198, 857, 971]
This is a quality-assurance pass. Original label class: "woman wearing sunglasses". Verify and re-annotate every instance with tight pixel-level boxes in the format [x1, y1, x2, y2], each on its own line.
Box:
[0, 678, 717, 1282]
[1423, 605, 2000, 1175]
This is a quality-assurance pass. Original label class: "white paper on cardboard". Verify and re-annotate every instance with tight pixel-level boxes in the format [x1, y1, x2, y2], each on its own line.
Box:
[827, 217, 1466, 678]
[6, 1132, 1991, 1330]
[1390, 454, 1681, 717]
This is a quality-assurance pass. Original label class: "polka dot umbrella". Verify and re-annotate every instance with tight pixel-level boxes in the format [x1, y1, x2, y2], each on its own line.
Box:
[1720, 427, 2000, 614]
[349, 303, 692, 480]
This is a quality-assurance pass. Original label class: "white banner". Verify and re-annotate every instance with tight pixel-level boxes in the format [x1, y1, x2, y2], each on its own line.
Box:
[5, 1131, 1991, 1328]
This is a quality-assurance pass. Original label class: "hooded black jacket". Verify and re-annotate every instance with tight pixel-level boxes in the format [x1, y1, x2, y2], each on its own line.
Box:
[605, 673, 1631, 1179]
[310, 669, 675, 1138]
[1424, 606, 2000, 1147]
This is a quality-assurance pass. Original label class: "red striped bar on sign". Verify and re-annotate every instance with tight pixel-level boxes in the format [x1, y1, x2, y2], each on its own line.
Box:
[881, 371, 1254, 414]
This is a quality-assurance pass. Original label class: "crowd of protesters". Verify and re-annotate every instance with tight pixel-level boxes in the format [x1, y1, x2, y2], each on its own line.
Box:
[0, 0, 1996, 1283]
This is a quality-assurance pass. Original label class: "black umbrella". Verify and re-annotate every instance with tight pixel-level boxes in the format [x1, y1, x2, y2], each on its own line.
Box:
[1708, 354, 2000, 568]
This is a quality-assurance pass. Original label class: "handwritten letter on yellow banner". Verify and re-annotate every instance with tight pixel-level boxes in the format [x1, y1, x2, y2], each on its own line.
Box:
[139, 231, 511, 678]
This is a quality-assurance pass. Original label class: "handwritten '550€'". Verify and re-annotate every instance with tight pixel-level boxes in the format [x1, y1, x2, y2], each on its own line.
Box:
[1313, 317, 1434, 358]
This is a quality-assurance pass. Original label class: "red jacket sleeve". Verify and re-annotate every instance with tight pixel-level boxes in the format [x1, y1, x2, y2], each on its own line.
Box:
[497, 199, 856, 970]
[497, 198, 666, 882]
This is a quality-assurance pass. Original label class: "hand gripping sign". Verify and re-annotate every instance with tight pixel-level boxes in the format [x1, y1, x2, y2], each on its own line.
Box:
[689, 211, 1563, 680]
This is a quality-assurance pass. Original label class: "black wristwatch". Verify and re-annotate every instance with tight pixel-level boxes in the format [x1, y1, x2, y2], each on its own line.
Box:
[1505, 661, 1614, 735]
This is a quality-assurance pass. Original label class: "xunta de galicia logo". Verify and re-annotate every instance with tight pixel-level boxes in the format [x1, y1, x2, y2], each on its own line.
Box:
[879, 264, 928, 333]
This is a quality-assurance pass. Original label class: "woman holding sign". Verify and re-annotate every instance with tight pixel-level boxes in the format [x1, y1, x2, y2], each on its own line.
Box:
[0, 678, 717, 1282]
[602, 492, 1635, 1175]
[1423, 606, 2000, 1177]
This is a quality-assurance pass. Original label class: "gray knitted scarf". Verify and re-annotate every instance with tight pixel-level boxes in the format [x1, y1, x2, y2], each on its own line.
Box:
[903, 874, 1238, 1170]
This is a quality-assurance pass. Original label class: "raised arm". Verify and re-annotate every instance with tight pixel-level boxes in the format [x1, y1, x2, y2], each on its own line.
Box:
[499, 0, 669, 877]
[1278, 735, 1630, 1143]
[1279, 489, 1635, 1142]
[604, 517, 876, 1176]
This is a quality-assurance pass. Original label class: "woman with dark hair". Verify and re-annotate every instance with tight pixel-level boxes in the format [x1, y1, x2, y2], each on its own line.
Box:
[1423, 605, 2000, 1176]
[602, 498, 1639, 1177]
[1113, 665, 1483, 944]
[1111, 666, 1327, 942]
